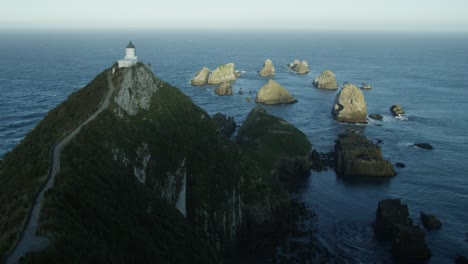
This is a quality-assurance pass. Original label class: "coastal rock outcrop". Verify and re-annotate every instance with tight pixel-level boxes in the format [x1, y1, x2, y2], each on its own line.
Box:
[332, 83, 367, 123]
[375, 199, 431, 262]
[420, 212, 442, 230]
[208, 63, 237, 84]
[214, 82, 233, 96]
[375, 199, 413, 237]
[237, 106, 312, 182]
[0, 63, 293, 262]
[259, 59, 275, 77]
[392, 225, 432, 262]
[390, 104, 405, 116]
[312, 70, 338, 89]
[212, 113, 236, 137]
[255, 80, 297, 105]
[288, 59, 310, 74]
[334, 131, 396, 177]
[191, 66, 210, 86]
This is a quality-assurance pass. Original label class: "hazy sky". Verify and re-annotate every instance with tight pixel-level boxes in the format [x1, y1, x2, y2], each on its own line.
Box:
[1, 0, 468, 31]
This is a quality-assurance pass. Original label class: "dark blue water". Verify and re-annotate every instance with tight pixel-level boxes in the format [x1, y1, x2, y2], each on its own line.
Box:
[1, 30, 467, 262]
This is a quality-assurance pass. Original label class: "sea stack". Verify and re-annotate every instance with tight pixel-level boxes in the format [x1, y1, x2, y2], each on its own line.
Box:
[208, 63, 237, 85]
[191, 66, 210, 86]
[214, 82, 233, 96]
[288, 59, 310, 74]
[255, 80, 297, 105]
[332, 83, 367, 123]
[259, 59, 275, 77]
[312, 70, 338, 89]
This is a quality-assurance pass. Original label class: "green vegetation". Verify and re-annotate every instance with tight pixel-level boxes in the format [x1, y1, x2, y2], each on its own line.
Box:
[1, 65, 304, 262]
[236, 106, 312, 176]
[0, 69, 108, 257]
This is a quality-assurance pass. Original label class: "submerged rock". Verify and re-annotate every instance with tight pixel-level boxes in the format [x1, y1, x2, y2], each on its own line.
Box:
[208, 63, 237, 84]
[255, 80, 297, 105]
[288, 59, 310, 74]
[259, 59, 275, 77]
[414, 143, 433, 150]
[332, 83, 367, 123]
[369, 114, 383, 121]
[191, 66, 210, 86]
[390, 104, 405, 116]
[212, 113, 236, 137]
[396, 162, 406, 168]
[312, 70, 338, 89]
[420, 212, 442, 230]
[334, 131, 395, 177]
[214, 82, 233, 96]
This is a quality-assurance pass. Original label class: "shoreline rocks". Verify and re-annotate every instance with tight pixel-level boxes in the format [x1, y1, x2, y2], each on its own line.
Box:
[312, 70, 338, 89]
[191, 66, 210, 86]
[255, 80, 297, 105]
[259, 59, 275, 77]
[208, 63, 237, 85]
[334, 131, 396, 177]
[332, 83, 367, 123]
[390, 104, 405, 116]
[288, 59, 310, 74]
[214, 82, 233, 96]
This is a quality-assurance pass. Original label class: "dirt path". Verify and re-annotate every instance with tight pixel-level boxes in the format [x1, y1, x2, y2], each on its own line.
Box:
[6, 72, 115, 264]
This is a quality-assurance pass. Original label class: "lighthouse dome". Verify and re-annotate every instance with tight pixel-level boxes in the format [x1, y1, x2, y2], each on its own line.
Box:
[126, 41, 135, 49]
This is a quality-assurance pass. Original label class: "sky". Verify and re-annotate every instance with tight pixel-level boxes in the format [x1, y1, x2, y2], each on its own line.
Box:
[1, 0, 468, 31]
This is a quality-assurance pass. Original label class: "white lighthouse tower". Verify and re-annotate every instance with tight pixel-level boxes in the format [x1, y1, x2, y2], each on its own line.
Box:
[117, 41, 138, 68]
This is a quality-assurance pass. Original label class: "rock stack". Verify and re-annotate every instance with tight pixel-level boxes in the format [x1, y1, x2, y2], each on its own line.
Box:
[332, 83, 367, 123]
[312, 70, 338, 89]
[288, 59, 310, 74]
[375, 199, 432, 262]
[259, 59, 275, 77]
[334, 131, 395, 177]
[255, 80, 297, 105]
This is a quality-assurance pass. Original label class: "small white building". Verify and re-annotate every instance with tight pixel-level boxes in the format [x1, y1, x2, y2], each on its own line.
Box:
[117, 41, 138, 68]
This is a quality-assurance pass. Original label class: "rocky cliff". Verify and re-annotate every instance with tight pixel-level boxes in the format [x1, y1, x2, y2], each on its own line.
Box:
[0, 64, 290, 262]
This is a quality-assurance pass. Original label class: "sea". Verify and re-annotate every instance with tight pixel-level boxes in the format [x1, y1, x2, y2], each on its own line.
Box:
[0, 30, 467, 263]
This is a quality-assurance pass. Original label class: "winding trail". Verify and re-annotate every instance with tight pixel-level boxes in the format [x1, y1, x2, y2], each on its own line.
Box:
[6, 72, 115, 264]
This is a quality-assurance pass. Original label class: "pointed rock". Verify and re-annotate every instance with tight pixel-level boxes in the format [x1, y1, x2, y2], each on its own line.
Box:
[259, 59, 275, 77]
[191, 66, 210, 86]
[255, 80, 297, 105]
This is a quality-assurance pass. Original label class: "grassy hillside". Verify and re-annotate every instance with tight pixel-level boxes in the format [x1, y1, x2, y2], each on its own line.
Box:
[237, 106, 312, 177]
[0, 69, 108, 257]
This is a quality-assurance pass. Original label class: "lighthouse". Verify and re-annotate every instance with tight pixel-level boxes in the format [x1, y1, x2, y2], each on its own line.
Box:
[117, 41, 138, 68]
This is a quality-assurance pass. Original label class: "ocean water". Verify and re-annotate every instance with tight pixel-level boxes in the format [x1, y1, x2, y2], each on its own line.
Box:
[1, 30, 467, 262]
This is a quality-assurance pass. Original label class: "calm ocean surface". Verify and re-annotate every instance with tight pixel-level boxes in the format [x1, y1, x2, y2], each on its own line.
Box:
[0, 30, 467, 262]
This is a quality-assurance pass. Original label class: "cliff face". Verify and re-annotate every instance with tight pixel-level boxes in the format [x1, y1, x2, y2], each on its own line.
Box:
[0, 64, 289, 261]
